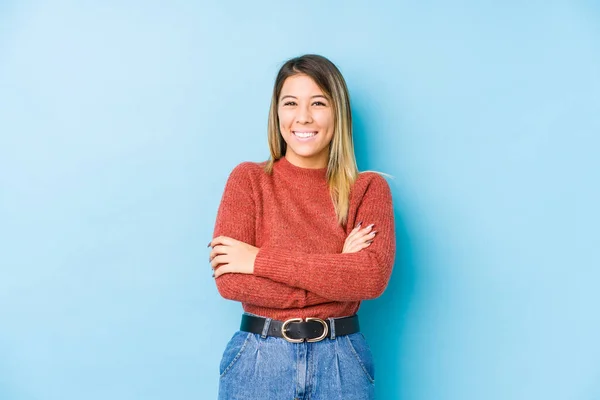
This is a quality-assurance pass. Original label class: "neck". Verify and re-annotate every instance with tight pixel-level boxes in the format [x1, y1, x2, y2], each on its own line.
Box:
[284, 153, 329, 170]
[275, 155, 328, 182]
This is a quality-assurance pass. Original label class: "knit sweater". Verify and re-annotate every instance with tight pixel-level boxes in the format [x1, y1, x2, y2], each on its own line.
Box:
[212, 156, 396, 321]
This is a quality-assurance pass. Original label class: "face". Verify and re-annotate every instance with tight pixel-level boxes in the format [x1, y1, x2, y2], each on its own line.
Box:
[278, 74, 334, 169]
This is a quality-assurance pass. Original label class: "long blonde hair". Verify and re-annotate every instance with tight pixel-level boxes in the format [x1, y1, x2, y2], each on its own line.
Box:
[264, 54, 358, 227]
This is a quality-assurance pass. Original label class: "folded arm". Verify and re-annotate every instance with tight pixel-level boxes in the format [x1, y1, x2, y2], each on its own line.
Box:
[211, 163, 333, 309]
[253, 174, 396, 302]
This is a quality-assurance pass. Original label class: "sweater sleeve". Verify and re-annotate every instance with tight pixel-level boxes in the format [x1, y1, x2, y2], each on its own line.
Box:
[212, 162, 334, 309]
[253, 174, 396, 302]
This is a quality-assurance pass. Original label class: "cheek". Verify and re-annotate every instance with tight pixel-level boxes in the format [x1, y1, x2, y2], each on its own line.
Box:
[316, 112, 334, 133]
[278, 111, 292, 130]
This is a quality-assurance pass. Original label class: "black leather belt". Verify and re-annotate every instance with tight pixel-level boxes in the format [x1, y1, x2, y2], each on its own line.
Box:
[240, 314, 360, 343]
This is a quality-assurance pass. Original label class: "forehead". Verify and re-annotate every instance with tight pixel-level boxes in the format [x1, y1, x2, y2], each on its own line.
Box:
[280, 74, 325, 96]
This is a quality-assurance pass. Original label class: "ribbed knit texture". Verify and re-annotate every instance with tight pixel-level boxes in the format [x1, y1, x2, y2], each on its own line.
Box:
[212, 156, 396, 321]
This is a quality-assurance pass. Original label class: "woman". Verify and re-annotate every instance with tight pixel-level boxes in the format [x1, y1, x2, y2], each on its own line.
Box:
[208, 54, 396, 399]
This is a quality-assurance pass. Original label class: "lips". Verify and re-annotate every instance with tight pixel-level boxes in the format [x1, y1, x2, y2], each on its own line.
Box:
[293, 131, 318, 139]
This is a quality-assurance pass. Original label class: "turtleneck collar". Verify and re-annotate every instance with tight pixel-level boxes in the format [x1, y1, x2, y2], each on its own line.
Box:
[274, 156, 328, 184]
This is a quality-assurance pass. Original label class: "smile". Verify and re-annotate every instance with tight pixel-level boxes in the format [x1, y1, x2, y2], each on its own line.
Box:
[293, 131, 318, 139]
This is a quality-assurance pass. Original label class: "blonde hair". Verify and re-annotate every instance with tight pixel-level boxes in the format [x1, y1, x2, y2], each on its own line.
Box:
[263, 54, 360, 227]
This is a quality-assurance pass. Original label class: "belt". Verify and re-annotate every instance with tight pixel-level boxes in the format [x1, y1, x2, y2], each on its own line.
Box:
[240, 314, 360, 343]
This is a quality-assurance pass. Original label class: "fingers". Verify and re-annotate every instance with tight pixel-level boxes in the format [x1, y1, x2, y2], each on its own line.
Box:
[208, 236, 236, 248]
[346, 223, 376, 245]
[342, 222, 377, 253]
[213, 263, 235, 278]
[345, 221, 364, 239]
[207, 237, 242, 277]
[362, 239, 374, 248]
[210, 254, 228, 269]
[208, 238, 234, 267]
[361, 223, 375, 234]
[345, 239, 373, 253]
[348, 221, 363, 235]
[209, 245, 227, 262]
[365, 229, 377, 241]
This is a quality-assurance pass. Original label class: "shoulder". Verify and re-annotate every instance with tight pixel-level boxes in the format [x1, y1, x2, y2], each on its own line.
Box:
[350, 171, 393, 204]
[355, 171, 392, 192]
[226, 160, 268, 185]
[228, 160, 267, 177]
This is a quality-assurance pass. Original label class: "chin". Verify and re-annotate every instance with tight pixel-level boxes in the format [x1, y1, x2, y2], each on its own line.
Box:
[290, 149, 321, 158]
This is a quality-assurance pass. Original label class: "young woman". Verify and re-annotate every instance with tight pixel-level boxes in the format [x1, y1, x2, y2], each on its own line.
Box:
[208, 54, 396, 399]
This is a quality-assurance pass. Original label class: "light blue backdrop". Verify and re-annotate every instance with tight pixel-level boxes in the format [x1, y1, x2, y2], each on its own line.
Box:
[1, 1, 599, 399]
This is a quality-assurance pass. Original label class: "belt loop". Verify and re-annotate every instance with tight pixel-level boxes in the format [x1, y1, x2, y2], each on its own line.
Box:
[328, 317, 336, 340]
[261, 317, 272, 338]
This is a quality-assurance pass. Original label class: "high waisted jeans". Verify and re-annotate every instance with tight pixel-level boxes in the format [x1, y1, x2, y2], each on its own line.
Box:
[217, 314, 375, 399]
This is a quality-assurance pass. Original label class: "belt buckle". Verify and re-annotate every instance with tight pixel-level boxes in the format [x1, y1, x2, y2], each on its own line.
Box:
[281, 317, 329, 343]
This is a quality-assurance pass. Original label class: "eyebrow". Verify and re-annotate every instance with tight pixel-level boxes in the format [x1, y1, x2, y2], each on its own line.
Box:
[280, 95, 328, 101]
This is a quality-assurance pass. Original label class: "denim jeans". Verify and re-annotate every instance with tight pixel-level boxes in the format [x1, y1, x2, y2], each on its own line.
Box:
[217, 315, 375, 399]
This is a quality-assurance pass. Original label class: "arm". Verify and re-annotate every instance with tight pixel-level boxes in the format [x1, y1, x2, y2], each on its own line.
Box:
[253, 174, 396, 302]
[212, 163, 333, 309]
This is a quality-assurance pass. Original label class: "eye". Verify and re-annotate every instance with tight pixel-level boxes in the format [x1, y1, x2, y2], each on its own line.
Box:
[312, 101, 327, 106]
[282, 101, 297, 106]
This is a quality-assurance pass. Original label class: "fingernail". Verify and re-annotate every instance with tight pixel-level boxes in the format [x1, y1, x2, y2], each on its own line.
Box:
[371, 230, 378, 236]
[366, 224, 375, 230]
[356, 221, 363, 228]
[212, 272, 215, 278]
[207, 241, 212, 247]
[366, 240, 373, 244]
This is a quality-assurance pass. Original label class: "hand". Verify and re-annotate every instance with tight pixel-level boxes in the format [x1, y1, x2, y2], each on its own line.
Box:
[208, 236, 259, 278]
[342, 222, 377, 253]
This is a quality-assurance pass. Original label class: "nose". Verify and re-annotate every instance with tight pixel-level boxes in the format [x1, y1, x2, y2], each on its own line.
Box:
[295, 105, 313, 124]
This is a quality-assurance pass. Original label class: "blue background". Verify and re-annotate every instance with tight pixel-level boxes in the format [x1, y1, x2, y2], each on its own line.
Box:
[1, 1, 599, 399]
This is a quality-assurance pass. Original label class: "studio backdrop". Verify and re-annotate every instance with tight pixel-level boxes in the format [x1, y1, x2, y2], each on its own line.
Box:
[1, 1, 599, 399]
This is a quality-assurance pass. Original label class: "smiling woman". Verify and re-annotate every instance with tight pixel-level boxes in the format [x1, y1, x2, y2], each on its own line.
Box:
[277, 74, 335, 168]
[208, 54, 396, 399]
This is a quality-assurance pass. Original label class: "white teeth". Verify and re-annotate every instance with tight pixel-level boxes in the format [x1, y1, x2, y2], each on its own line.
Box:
[293, 131, 317, 138]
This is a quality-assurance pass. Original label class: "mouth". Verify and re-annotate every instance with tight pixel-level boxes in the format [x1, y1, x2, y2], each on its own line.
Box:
[292, 131, 318, 140]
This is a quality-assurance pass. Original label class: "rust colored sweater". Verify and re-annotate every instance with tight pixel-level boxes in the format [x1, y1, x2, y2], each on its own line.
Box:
[212, 156, 396, 321]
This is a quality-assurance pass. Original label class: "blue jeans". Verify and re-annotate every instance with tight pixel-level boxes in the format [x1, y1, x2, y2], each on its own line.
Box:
[218, 315, 375, 399]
